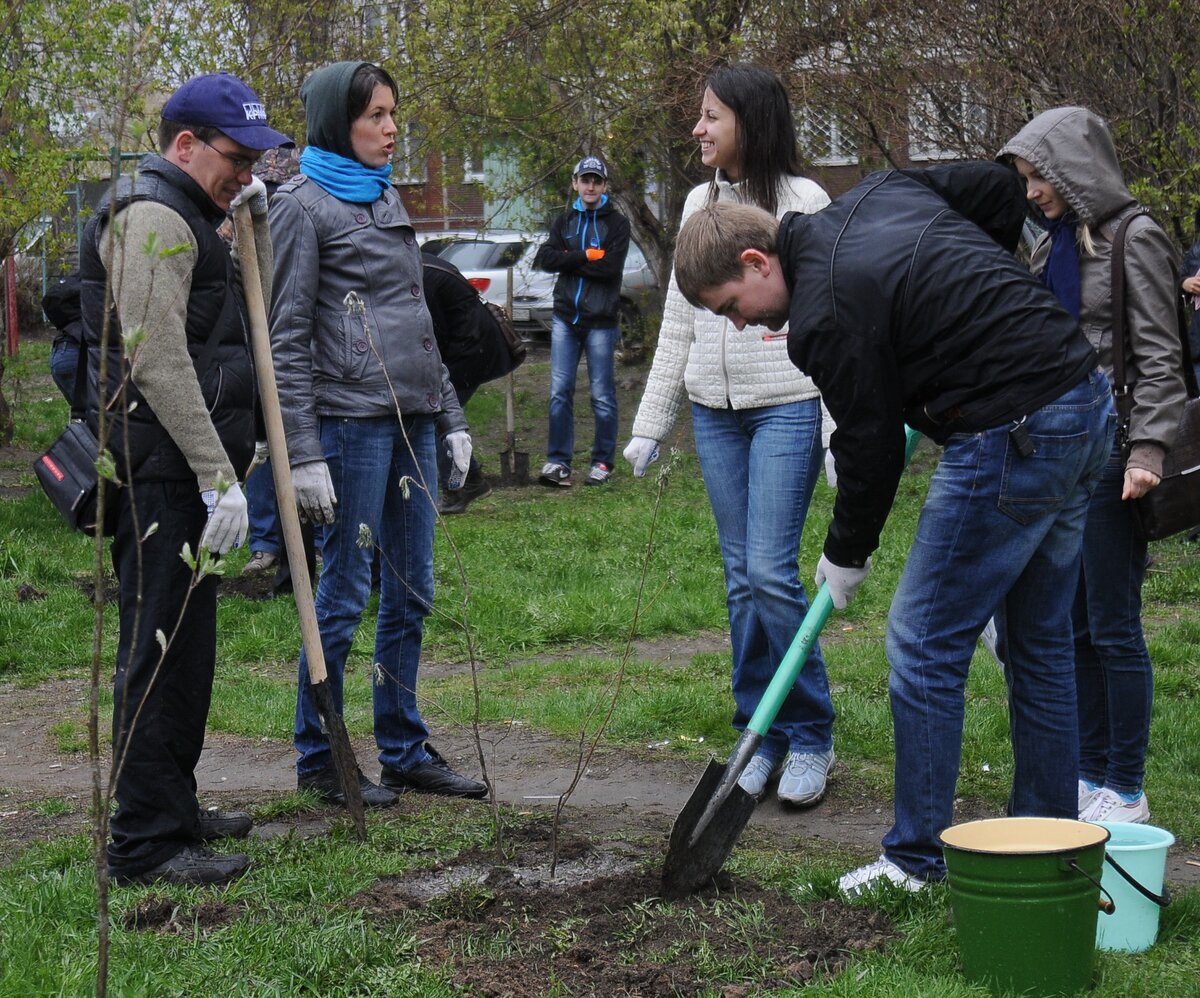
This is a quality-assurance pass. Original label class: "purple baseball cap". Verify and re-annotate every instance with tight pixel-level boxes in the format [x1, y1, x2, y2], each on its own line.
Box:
[162, 73, 294, 151]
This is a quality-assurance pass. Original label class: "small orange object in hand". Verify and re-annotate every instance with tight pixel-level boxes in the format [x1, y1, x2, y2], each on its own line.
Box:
[585, 248, 605, 261]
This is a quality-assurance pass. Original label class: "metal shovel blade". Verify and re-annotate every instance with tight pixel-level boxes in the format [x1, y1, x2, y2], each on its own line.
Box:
[311, 677, 367, 836]
[661, 759, 758, 896]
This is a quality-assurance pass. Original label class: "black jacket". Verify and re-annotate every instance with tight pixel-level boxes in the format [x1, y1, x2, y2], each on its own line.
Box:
[533, 195, 630, 327]
[782, 162, 1098, 566]
[422, 253, 515, 395]
[80, 156, 255, 483]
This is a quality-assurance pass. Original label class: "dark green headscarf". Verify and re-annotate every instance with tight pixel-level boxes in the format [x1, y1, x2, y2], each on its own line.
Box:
[300, 61, 367, 158]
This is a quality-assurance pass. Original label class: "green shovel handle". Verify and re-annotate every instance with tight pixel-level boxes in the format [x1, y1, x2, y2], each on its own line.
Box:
[746, 425, 922, 738]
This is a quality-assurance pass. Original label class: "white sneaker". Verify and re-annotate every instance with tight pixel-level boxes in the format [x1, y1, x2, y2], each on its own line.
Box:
[1079, 787, 1149, 824]
[736, 754, 782, 800]
[777, 748, 835, 806]
[1078, 778, 1101, 814]
[838, 854, 927, 896]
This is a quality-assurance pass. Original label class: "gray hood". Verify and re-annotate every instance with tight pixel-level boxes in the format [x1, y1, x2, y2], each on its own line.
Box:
[999, 106, 1136, 228]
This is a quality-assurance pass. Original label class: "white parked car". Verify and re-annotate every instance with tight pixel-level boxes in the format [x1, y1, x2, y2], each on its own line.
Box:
[437, 231, 660, 338]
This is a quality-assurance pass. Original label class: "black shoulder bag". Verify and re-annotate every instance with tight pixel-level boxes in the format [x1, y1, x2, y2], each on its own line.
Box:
[33, 344, 115, 534]
[1110, 212, 1200, 541]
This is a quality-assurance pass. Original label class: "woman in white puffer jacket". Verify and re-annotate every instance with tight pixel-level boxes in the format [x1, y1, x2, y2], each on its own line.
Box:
[624, 63, 836, 807]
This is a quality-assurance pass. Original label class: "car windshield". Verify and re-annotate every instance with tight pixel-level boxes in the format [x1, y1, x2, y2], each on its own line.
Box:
[440, 240, 528, 270]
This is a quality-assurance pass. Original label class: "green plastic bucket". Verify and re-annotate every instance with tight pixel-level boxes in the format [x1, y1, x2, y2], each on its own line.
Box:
[940, 817, 1110, 996]
[1094, 821, 1174, 953]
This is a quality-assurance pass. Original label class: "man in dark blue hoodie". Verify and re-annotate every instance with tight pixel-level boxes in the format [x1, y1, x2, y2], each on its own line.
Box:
[533, 155, 630, 487]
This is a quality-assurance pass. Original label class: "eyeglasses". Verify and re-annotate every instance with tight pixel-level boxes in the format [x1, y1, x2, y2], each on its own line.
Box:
[198, 138, 256, 173]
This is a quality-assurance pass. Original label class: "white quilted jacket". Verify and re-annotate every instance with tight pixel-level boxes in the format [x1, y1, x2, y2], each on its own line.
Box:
[631, 172, 834, 445]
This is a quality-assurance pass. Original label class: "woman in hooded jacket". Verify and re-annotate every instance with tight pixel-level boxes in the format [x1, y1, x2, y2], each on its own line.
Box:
[1000, 106, 1185, 824]
[269, 61, 486, 805]
[623, 63, 836, 807]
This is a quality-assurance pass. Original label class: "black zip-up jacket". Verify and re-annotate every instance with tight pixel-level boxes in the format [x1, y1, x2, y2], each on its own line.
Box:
[79, 156, 255, 483]
[782, 161, 1098, 567]
[533, 195, 630, 328]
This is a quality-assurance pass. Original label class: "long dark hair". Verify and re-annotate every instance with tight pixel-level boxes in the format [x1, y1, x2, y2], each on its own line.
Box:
[348, 63, 399, 121]
[705, 63, 803, 216]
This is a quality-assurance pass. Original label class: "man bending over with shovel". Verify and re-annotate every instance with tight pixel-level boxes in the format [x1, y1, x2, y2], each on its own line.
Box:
[671, 162, 1114, 894]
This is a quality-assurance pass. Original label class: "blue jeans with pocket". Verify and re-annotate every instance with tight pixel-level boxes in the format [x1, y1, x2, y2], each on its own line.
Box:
[294, 414, 439, 777]
[692, 399, 834, 763]
[546, 316, 618, 469]
[1073, 442, 1152, 795]
[882, 371, 1114, 881]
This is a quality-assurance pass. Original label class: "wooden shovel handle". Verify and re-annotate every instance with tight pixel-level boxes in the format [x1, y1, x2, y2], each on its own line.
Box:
[233, 206, 329, 686]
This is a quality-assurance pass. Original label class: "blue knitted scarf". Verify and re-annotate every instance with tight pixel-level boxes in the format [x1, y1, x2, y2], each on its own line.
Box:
[299, 146, 392, 204]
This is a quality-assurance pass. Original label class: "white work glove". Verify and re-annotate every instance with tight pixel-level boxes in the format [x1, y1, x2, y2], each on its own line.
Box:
[199, 482, 248, 555]
[230, 175, 268, 216]
[293, 460, 337, 525]
[824, 450, 838, 489]
[815, 553, 871, 610]
[445, 430, 472, 479]
[622, 436, 660, 478]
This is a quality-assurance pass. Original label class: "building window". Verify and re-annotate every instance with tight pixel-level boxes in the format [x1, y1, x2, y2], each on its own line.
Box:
[461, 147, 485, 184]
[800, 107, 857, 167]
[394, 122, 428, 184]
[908, 82, 988, 162]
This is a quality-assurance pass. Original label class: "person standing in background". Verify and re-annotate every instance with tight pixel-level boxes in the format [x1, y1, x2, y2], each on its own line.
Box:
[534, 155, 630, 488]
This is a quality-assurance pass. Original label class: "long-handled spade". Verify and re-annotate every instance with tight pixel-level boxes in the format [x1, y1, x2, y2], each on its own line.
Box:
[662, 426, 921, 894]
[234, 206, 368, 840]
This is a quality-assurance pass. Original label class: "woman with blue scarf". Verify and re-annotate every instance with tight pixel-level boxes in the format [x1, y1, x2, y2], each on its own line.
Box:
[269, 61, 487, 806]
[1000, 108, 1185, 827]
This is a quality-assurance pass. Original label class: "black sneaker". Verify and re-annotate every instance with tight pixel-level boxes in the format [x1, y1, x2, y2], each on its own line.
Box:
[198, 808, 253, 841]
[584, 462, 612, 486]
[113, 845, 250, 887]
[298, 764, 398, 808]
[437, 477, 493, 515]
[538, 462, 572, 487]
[380, 744, 488, 799]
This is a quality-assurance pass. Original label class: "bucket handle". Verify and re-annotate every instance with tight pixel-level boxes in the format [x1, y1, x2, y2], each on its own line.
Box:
[1105, 852, 1172, 908]
[1066, 858, 1116, 914]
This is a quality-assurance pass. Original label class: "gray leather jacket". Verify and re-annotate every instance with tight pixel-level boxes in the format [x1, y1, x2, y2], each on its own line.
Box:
[268, 175, 466, 467]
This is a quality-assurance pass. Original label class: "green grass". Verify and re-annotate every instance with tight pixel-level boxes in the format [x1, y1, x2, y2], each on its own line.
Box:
[4, 335, 1200, 994]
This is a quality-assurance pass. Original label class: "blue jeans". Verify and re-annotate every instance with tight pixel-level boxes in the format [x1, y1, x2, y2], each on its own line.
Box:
[246, 457, 281, 556]
[883, 371, 1114, 881]
[692, 400, 834, 762]
[50, 338, 80, 404]
[1074, 443, 1152, 794]
[546, 316, 618, 469]
[294, 414, 438, 776]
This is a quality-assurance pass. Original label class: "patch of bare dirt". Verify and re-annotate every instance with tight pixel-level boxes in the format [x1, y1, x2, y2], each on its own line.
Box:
[349, 820, 899, 998]
[122, 894, 242, 934]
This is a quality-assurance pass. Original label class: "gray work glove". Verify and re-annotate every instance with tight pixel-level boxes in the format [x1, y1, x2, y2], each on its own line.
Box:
[199, 482, 248, 555]
[816, 553, 871, 610]
[824, 449, 838, 489]
[246, 440, 270, 480]
[622, 436, 660, 478]
[445, 430, 472, 479]
[230, 175, 268, 216]
[293, 460, 337, 525]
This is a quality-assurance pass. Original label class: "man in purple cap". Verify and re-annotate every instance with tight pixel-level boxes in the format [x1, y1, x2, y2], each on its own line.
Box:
[79, 73, 292, 887]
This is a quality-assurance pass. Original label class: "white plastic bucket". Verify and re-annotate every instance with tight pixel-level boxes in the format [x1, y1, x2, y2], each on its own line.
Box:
[1094, 821, 1174, 953]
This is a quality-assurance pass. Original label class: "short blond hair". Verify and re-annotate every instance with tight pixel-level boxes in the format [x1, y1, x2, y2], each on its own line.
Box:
[674, 202, 780, 306]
